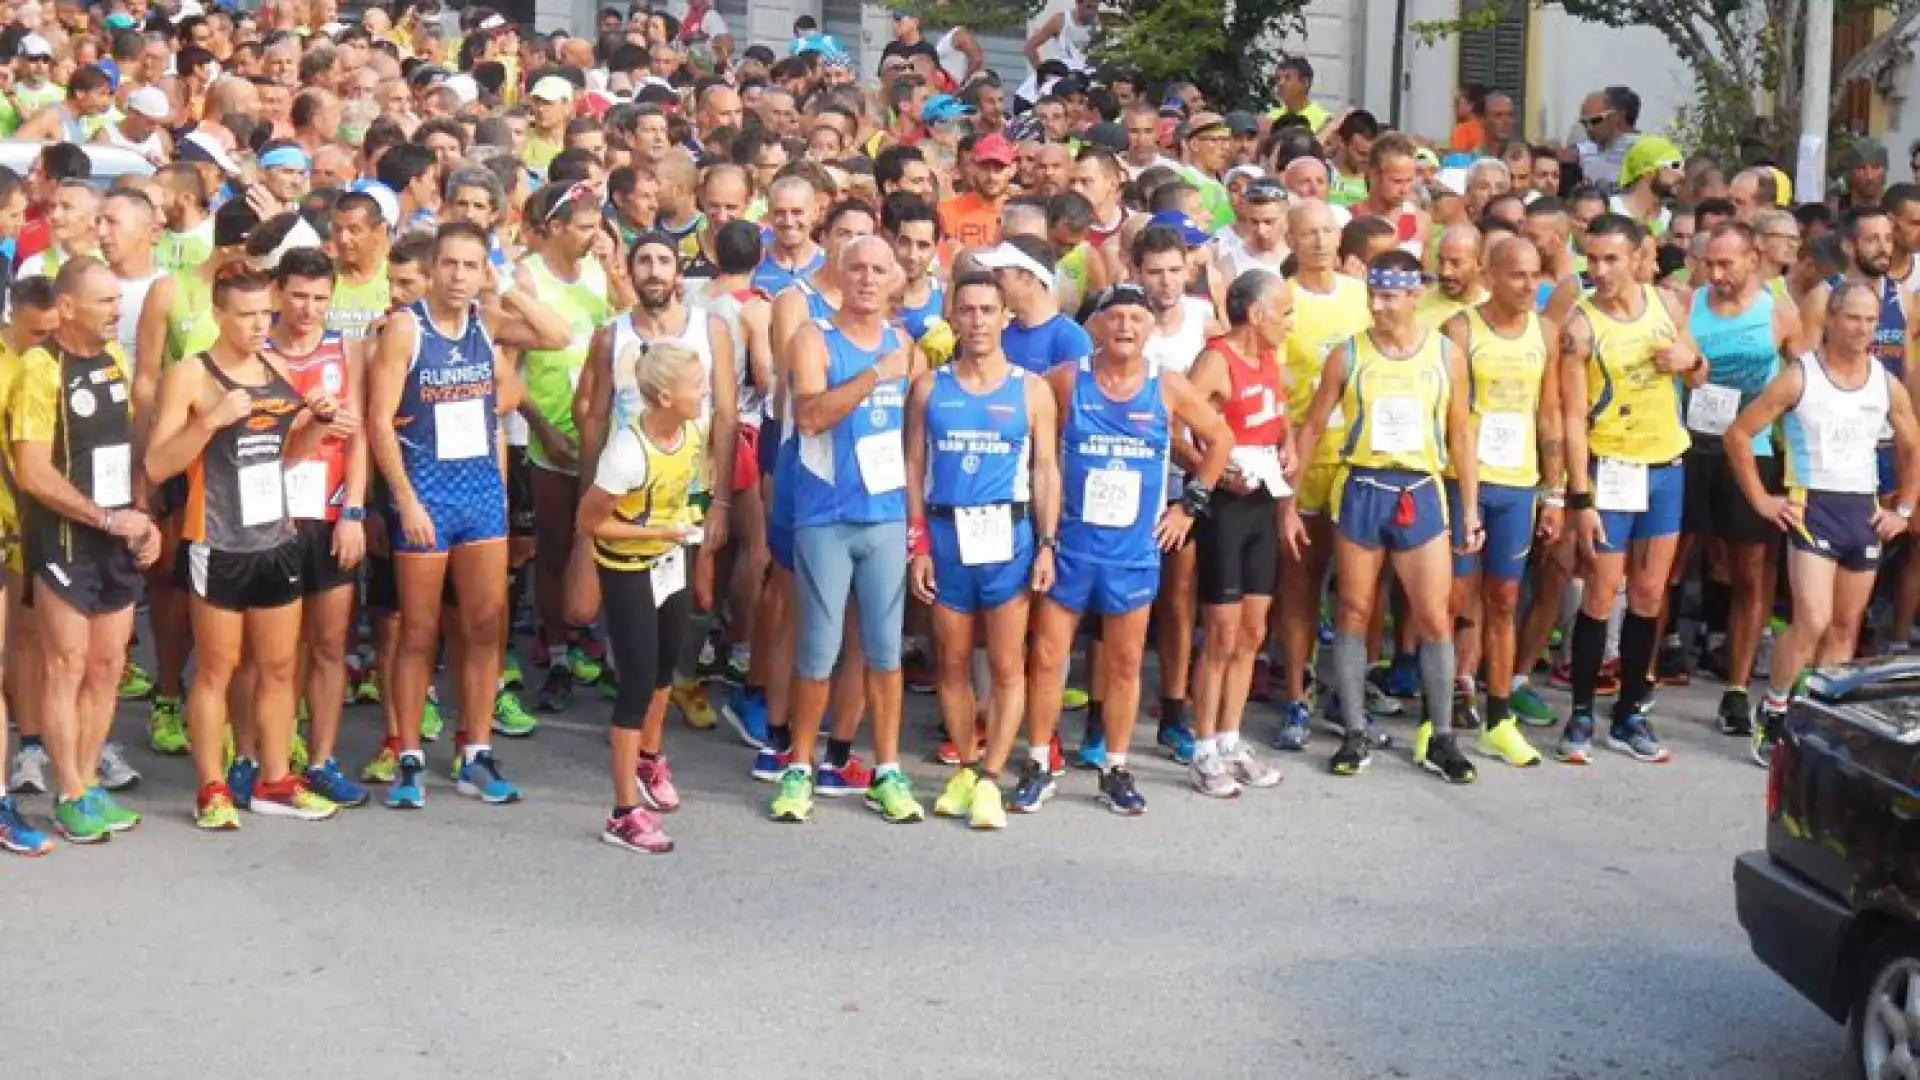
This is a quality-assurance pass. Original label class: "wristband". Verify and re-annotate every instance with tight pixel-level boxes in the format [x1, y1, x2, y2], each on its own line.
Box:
[1566, 491, 1594, 511]
[1181, 476, 1212, 519]
[907, 517, 929, 558]
[341, 506, 367, 523]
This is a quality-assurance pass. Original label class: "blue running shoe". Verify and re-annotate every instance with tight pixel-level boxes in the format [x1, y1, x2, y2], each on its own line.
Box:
[1554, 713, 1596, 765]
[1383, 654, 1422, 698]
[0, 795, 51, 855]
[226, 757, 259, 810]
[1008, 759, 1055, 814]
[386, 754, 426, 809]
[751, 746, 790, 782]
[1606, 711, 1672, 763]
[1097, 766, 1147, 816]
[1157, 719, 1195, 764]
[454, 751, 523, 803]
[303, 759, 369, 808]
[1074, 714, 1107, 769]
[1276, 701, 1312, 752]
[722, 685, 770, 750]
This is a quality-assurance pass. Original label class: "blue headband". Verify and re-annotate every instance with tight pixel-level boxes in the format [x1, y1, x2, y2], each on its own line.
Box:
[259, 147, 310, 171]
[1367, 268, 1423, 291]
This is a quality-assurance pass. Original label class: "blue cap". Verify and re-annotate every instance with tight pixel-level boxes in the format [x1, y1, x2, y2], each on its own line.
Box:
[1147, 210, 1210, 247]
[921, 93, 974, 125]
[104, 11, 137, 29]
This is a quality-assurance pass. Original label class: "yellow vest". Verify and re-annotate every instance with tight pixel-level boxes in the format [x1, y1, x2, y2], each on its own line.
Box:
[1580, 284, 1689, 464]
[1284, 273, 1372, 466]
[1456, 307, 1548, 488]
[594, 416, 703, 570]
[1338, 330, 1451, 474]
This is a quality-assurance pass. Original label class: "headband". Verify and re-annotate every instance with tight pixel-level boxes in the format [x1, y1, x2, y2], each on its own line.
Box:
[541, 180, 596, 224]
[259, 146, 310, 171]
[1367, 267, 1423, 291]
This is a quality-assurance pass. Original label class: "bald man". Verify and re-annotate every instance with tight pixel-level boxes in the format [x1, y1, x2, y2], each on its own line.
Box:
[1416, 225, 1487, 330]
[1282, 158, 1350, 227]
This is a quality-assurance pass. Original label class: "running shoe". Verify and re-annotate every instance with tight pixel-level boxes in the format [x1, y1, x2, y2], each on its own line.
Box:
[193, 784, 240, 832]
[454, 751, 524, 803]
[933, 767, 978, 818]
[420, 690, 444, 741]
[1328, 731, 1371, 777]
[0, 796, 52, 855]
[1048, 732, 1065, 776]
[304, 760, 370, 808]
[386, 754, 426, 810]
[492, 690, 539, 737]
[816, 755, 872, 797]
[1655, 636, 1691, 686]
[1225, 744, 1283, 788]
[935, 732, 985, 767]
[695, 635, 728, 682]
[251, 776, 340, 820]
[90, 788, 140, 832]
[1188, 754, 1242, 798]
[1549, 659, 1621, 697]
[289, 727, 311, 774]
[1477, 718, 1542, 768]
[1061, 686, 1090, 712]
[635, 755, 681, 813]
[725, 650, 751, 685]
[1275, 701, 1312, 752]
[1380, 655, 1421, 698]
[118, 660, 153, 700]
[751, 747, 791, 783]
[1753, 701, 1786, 769]
[722, 685, 770, 749]
[1606, 711, 1671, 763]
[969, 778, 1007, 830]
[1158, 717, 1196, 764]
[9, 743, 49, 794]
[1554, 713, 1596, 765]
[603, 807, 674, 853]
[536, 666, 575, 712]
[1717, 689, 1754, 737]
[1547, 659, 1575, 691]
[56, 793, 111, 843]
[1450, 687, 1481, 731]
[672, 679, 717, 729]
[1074, 715, 1107, 770]
[1008, 758, 1055, 813]
[500, 649, 524, 691]
[1363, 679, 1406, 717]
[1509, 683, 1556, 727]
[769, 767, 814, 822]
[226, 757, 259, 809]
[567, 643, 604, 684]
[1097, 766, 1147, 815]
[597, 668, 621, 700]
[148, 695, 188, 754]
[361, 741, 399, 784]
[347, 674, 381, 704]
[1413, 721, 1478, 784]
[865, 770, 924, 823]
[97, 742, 140, 792]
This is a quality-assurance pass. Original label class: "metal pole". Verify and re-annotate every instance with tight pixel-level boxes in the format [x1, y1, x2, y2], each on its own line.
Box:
[1797, 0, 1833, 201]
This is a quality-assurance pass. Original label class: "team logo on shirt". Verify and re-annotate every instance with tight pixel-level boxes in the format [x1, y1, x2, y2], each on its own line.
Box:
[961, 453, 980, 474]
[870, 408, 889, 426]
[70, 389, 95, 417]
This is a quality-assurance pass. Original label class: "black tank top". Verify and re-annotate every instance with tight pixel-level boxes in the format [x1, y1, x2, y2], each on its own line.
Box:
[26, 345, 133, 562]
[185, 354, 303, 553]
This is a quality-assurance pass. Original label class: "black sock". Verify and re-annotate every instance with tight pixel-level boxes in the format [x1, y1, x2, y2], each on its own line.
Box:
[1615, 612, 1658, 719]
[1486, 695, 1510, 724]
[640, 750, 660, 762]
[1701, 578, 1731, 638]
[614, 804, 636, 818]
[1159, 697, 1184, 729]
[1570, 612, 1607, 715]
[1087, 700, 1104, 736]
[825, 738, 852, 768]
[21, 735, 41, 750]
[770, 723, 791, 753]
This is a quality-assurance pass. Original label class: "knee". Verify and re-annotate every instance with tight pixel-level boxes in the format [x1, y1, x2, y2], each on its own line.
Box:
[987, 647, 1023, 689]
[1334, 595, 1372, 633]
[1029, 627, 1070, 676]
[1484, 582, 1521, 620]
[1625, 582, 1666, 617]
[305, 628, 348, 668]
[934, 639, 971, 682]
[1204, 618, 1240, 660]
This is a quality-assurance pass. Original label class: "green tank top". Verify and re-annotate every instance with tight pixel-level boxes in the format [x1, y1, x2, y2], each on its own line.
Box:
[326, 266, 391, 342]
[1329, 173, 1369, 208]
[521, 253, 612, 473]
[1056, 245, 1091, 319]
[166, 272, 217, 365]
[158, 220, 214, 273]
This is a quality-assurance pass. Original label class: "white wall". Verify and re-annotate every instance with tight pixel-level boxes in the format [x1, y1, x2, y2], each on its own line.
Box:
[1529, 8, 1687, 143]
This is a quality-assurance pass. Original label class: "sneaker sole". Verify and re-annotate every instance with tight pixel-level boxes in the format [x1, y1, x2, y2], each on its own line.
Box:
[719, 706, 769, 751]
[1553, 747, 1593, 765]
[385, 794, 426, 810]
[60, 825, 113, 842]
[601, 830, 674, 853]
[769, 806, 812, 823]
[248, 801, 338, 821]
[1603, 737, 1671, 763]
[191, 819, 236, 832]
[491, 722, 539, 738]
[815, 784, 863, 798]
[1479, 746, 1543, 768]
[455, 783, 524, 804]
[0, 839, 52, 856]
[1329, 757, 1371, 777]
[1098, 796, 1146, 816]
[1419, 761, 1478, 784]
[969, 816, 1007, 830]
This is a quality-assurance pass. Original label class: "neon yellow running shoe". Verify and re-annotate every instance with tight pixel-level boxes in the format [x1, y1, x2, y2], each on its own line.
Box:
[118, 660, 153, 700]
[1061, 686, 1090, 712]
[289, 726, 310, 774]
[1478, 718, 1543, 768]
[933, 767, 978, 818]
[361, 743, 399, 784]
[969, 779, 1007, 831]
[863, 770, 925, 824]
[195, 788, 241, 831]
[148, 695, 188, 755]
[492, 690, 539, 737]
[420, 691, 444, 742]
[673, 679, 717, 729]
[769, 766, 813, 822]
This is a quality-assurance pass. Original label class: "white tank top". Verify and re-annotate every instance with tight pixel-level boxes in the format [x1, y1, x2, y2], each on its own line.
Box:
[699, 285, 761, 426]
[1785, 352, 1890, 494]
[116, 270, 160, 358]
[1142, 297, 1212, 375]
[1057, 11, 1094, 69]
[610, 304, 716, 432]
[1215, 230, 1286, 279]
[935, 28, 969, 88]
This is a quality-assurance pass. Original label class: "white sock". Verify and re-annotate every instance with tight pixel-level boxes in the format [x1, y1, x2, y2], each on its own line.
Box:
[1194, 735, 1217, 760]
[1511, 674, 1528, 693]
[875, 761, 900, 778]
[463, 742, 488, 763]
[1107, 752, 1128, 770]
[1028, 744, 1050, 768]
[1218, 730, 1240, 755]
[548, 645, 567, 667]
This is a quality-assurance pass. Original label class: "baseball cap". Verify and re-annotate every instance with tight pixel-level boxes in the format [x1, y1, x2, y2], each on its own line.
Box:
[442, 73, 480, 108]
[1147, 209, 1210, 247]
[18, 34, 52, 59]
[971, 133, 1016, 165]
[1180, 111, 1227, 140]
[972, 240, 1055, 289]
[1224, 110, 1260, 137]
[1225, 164, 1268, 186]
[1089, 282, 1150, 314]
[104, 12, 137, 30]
[1619, 135, 1684, 189]
[529, 76, 575, 103]
[346, 179, 399, 226]
[127, 86, 171, 121]
[1082, 122, 1127, 154]
[179, 130, 241, 175]
[1413, 147, 1441, 169]
[921, 93, 974, 126]
[1434, 167, 1469, 195]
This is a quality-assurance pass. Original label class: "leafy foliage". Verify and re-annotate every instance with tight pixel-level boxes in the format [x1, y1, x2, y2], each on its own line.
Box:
[1092, 0, 1309, 109]
[885, 0, 1050, 32]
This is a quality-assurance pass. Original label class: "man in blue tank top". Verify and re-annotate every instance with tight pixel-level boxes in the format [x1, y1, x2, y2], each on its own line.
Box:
[1022, 283, 1234, 816]
[769, 236, 924, 826]
[979, 235, 1094, 376]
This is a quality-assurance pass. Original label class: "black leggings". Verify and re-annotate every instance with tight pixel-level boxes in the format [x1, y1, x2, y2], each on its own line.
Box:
[597, 561, 691, 729]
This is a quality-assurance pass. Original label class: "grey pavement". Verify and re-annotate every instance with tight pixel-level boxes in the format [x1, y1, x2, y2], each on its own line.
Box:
[3, 671, 1849, 1079]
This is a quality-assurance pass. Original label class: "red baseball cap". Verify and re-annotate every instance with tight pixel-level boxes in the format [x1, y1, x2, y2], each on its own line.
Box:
[971, 133, 1016, 165]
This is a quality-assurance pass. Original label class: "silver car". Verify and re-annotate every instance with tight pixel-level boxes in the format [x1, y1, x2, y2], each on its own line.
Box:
[0, 139, 158, 187]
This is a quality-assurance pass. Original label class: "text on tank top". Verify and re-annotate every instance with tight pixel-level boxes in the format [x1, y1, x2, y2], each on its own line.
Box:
[394, 300, 499, 480]
[1783, 353, 1889, 494]
[187, 357, 303, 552]
[1060, 356, 1168, 568]
[926, 364, 1032, 507]
[271, 332, 350, 520]
[1338, 331, 1451, 474]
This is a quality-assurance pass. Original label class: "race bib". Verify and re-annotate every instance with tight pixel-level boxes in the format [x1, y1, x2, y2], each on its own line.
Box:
[651, 545, 686, 604]
[1083, 467, 1141, 528]
[238, 461, 285, 527]
[1477, 412, 1527, 470]
[1229, 445, 1284, 494]
[92, 442, 131, 509]
[1326, 405, 1345, 430]
[1594, 458, 1648, 513]
[434, 398, 488, 460]
[955, 504, 1013, 566]
[284, 460, 329, 520]
[1369, 396, 1423, 454]
[1812, 417, 1875, 474]
[1685, 384, 1740, 436]
[854, 431, 905, 493]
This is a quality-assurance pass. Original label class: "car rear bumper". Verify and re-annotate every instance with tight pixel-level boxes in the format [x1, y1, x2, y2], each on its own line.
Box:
[1734, 851, 1852, 1022]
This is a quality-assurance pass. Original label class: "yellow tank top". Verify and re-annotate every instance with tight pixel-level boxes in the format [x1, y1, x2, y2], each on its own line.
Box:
[0, 335, 25, 536]
[1338, 330, 1451, 473]
[1456, 307, 1549, 488]
[1284, 273, 1372, 465]
[1580, 284, 1689, 464]
[594, 416, 703, 570]
[1415, 287, 1486, 333]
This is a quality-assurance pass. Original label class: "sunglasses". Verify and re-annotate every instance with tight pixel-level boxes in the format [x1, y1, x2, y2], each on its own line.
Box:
[1581, 112, 1610, 127]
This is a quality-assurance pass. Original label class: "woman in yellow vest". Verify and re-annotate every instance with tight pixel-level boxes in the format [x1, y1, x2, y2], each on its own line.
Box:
[570, 340, 705, 856]
[1292, 249, 1483, 784]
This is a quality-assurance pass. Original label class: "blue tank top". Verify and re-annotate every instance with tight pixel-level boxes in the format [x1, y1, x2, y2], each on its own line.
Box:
[1689, 288, 1779, 455]
[900, 280, 946, 343]
[394, 299, 499, 494]
[1002, 312, 1095, 376]
[1828, 273, 1907, 382]
[791, 320, 908, 527]
[926, 366, 1030, 506]
[752, 247, 826, 297]
[767, 284, 841, 533]
[1059, 357, 1168, 568]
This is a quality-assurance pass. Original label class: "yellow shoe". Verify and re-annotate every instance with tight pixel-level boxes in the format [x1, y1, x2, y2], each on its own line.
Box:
[1477, 718, 1542, 768]
[968, 778, 1007, 830]
[933, 767, 977, 818]
[673, 679, 717, 729]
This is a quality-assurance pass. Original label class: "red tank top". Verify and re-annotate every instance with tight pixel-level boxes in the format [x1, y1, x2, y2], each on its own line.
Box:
[1214, 337, 1287, 446]
[1086, 212, 1124, 252]
[271, 332, 350, 522]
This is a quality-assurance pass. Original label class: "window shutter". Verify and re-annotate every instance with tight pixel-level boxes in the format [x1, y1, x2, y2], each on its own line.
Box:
[1456, 0, 1529, 133]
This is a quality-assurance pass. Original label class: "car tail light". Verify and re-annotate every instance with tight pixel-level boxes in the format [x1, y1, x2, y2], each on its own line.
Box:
[1766, 739, 1784, 818]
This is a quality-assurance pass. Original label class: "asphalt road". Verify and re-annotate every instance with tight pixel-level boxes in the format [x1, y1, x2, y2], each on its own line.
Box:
[2, 669, 1849, 1080]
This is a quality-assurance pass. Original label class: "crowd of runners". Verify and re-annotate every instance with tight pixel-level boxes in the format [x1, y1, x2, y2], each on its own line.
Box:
[0, 0, 1907, 857]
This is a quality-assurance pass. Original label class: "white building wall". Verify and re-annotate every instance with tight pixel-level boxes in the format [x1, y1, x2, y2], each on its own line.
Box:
[1528, 8, 1688, 144]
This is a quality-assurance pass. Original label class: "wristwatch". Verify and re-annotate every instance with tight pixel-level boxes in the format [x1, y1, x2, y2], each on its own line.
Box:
[1898, 504, 1914, 521]
[341, 506, 368, 523]
[1037, 535, 1058, 551]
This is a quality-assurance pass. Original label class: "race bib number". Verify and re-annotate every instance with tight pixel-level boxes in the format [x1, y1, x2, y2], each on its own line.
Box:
[854, 432, 905, 493]
[92, 442, 131, 509]
[1369, 396, 1423, 454]
[1685, 384, 1740, 436]
[651, 545, 686, 604]
[238, 461, 285, 527]
[1477, 412, 1527, 470]
[284, 460, 329, 520]
[1083, 467, 1141, 528]
[1594, 458, 1648, 513]
[1811, 417, 1875, 474]
[955, 504, 1013, 566]
[434, 398, 488, 460]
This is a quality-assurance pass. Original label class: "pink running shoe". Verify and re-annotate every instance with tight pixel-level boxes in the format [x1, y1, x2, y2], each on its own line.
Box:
[636, 755, 681, 813]
[602, 808, 674, 853]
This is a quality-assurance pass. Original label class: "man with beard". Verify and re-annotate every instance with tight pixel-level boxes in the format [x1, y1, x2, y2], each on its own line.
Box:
[938, 133, 1016, 250]
[1609, 135, 1683, 239]
[1416, 225, 1487, 332]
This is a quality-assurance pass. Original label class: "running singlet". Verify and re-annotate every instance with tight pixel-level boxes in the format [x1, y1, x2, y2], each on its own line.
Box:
[1458, 308, 1548, 488]
[1869, 275, 1907, 382]
[1415, 287, 1487, 333]
[392, 300, 503, 511]
[767, 287, 842, 535]
[702, 287, 762, 425]
[1002, 312, 1094, 377]
[13, 345, 135, 562]
[1055, 244, 1092, 319]
[751, 247, 825, 297]
[185, 358, 303, 552]
[925, 366, 1032, 508]
[166, 272, 218, 366]
[607, 305, 716, 481]
[1338, 331, 1451, 474]
[1143, 297, 1213, 375]
[521, 253, 613, 473]
[1781, 354, 1889, 494]
[791, 320, 907, 528]
[271, 332, 350, 521]
[1285, 274, 1372, 466]
[0, 335, 26, 545]
[898, 279, 946, 343]
[1059, 357, 1169, 569]
[1217, 337, 1289, 495]
[1687, 288, 1779, 455]
[592, 415, 703, 569]
[1580, 284, 1689, 465]
[326, 266, 392, 343]
[115, 271, 159, 359]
